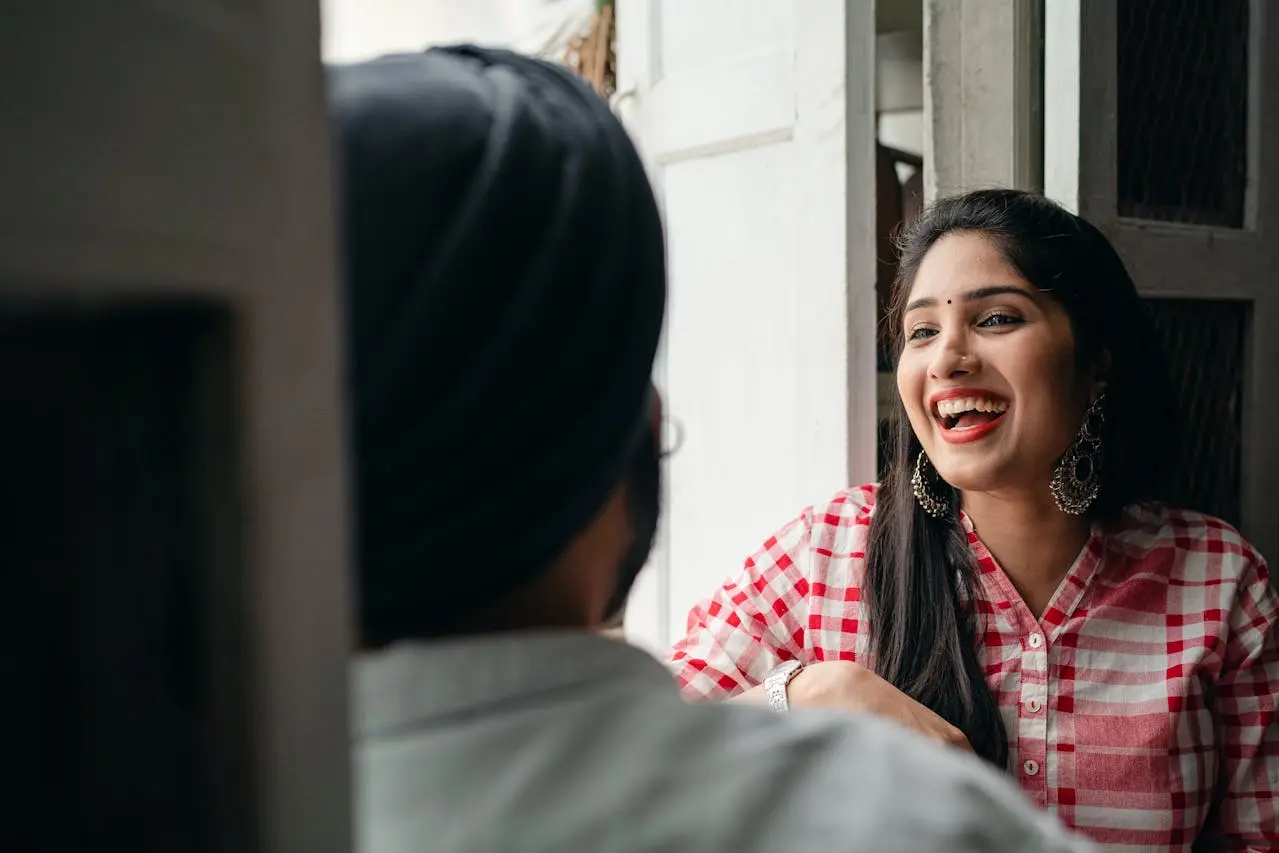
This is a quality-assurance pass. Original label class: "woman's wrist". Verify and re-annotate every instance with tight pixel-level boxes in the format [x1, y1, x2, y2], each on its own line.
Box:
[763, 660, 805, 712]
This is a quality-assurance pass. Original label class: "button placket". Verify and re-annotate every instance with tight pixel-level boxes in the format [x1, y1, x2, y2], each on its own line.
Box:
[1016, 631, 1051, 802]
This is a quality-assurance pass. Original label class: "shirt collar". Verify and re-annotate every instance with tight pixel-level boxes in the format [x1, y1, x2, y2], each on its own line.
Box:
[353, 631, 675, 737]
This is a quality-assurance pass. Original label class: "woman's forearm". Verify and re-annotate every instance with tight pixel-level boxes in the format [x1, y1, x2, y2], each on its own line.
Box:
[728, 683, 768, 704]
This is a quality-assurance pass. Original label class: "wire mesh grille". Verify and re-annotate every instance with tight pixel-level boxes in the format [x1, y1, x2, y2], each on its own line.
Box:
[1146, 298, 1247, 526]
[1116, 0, 1251, 228]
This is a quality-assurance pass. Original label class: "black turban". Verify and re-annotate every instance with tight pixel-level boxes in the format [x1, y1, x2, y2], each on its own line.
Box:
[329, 46, 666, 641]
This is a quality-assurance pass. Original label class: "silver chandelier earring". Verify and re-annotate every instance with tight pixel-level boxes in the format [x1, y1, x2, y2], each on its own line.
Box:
[1050, 394, 1106, 515]
[911, 450, 952, 519]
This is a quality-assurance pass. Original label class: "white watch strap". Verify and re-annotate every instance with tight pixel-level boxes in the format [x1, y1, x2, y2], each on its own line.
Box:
[763, 660, 803, 713]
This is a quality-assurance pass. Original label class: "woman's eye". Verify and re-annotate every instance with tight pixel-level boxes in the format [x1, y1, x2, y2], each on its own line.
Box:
[907, 326, 937, 342]
[978, 312, 1022, 328]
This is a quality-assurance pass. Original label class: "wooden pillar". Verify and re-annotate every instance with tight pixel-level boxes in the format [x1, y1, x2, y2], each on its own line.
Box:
[924, 0, 1044, 201]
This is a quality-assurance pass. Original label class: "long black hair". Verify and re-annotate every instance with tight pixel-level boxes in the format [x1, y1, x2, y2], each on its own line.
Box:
[864, 189, 1176, 767]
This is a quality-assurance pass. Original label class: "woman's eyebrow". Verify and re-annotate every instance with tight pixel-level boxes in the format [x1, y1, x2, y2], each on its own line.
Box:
[904, 285, 1036, 314]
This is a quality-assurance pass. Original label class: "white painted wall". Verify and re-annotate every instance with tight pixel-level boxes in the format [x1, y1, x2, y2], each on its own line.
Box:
[321, 0, 591, 61]
[878, 30, 922, 113]
[880, 111, 924, 156]
[877, 29, 924, 159]
[616, 1, 879, 655]
[1042, 0, 1081, 212]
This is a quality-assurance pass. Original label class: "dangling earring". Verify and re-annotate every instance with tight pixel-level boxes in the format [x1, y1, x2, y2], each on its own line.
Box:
[911, 450, 952, 519]
[1051, 394, 1105, 515]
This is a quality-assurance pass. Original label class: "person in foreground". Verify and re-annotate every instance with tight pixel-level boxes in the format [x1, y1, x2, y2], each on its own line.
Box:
[669, 189, 1279, 852]
[331, 49, 1095, 853]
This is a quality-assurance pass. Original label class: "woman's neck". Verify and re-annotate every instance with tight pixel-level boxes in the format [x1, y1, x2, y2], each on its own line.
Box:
[960, 487, 1092, 618]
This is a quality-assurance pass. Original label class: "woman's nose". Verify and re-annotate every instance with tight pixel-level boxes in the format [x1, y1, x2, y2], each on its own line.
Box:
[928, 332, 978, 379]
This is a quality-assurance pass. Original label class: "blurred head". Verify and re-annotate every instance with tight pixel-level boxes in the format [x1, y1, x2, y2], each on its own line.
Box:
[889, 189, 1173, 516]
[329, 47, 666, 647]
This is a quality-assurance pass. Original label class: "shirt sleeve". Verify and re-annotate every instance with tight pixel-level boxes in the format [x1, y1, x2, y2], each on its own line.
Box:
[666, 509, 815, 700]
[1205, 551, 1279, 851]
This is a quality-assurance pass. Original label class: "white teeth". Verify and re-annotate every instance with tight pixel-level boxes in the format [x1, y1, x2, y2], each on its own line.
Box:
[935, 397, 1009, 418]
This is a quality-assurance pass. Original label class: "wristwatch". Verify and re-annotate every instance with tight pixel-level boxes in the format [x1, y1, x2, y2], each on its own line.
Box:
[763, 659, 804, 713]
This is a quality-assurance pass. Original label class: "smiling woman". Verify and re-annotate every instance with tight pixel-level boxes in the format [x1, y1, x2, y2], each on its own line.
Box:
[666, 190, 1279, 852]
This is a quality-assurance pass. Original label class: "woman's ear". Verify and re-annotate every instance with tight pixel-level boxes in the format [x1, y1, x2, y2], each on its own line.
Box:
[1090, 350, 1112, 400]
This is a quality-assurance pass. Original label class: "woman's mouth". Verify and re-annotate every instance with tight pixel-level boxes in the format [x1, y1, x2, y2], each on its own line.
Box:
[931, 394, 1009, 444]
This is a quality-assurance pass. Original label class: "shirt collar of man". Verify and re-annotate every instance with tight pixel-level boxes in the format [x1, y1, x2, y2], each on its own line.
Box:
[354, 632, 671, 736]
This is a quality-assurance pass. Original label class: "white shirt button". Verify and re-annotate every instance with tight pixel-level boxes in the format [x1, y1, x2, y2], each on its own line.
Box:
[1023, 759, 1040, 777]
[1027, 633, 1044, 649]
[1025, 697, 1043, 713]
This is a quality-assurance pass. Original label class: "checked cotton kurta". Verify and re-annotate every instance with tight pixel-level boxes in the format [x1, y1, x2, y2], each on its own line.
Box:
[668, 484, 1278, 852]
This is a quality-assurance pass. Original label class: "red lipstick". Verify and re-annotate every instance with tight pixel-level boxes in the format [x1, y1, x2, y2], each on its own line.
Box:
[929, 388, 1009, 445]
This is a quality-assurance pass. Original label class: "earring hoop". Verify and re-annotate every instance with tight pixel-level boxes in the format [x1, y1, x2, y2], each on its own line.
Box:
[1050, 394, 1105, 515]
[911, 450, 952, 519]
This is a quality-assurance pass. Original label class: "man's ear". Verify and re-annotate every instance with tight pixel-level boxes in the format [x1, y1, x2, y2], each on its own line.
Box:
[648, 384, 663, 435]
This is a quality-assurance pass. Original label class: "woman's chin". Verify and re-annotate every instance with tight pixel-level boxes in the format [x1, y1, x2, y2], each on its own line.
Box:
[932, 459, 1008, 496]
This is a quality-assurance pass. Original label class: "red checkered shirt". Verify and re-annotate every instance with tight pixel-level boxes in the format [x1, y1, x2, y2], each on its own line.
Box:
[668, 484, 1279, 852]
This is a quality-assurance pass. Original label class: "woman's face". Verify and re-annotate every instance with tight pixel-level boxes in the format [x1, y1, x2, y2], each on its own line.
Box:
[896, 231, 1097, 496]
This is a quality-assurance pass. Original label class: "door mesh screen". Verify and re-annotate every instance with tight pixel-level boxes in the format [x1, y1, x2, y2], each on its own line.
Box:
[1146, 297, 1248, 526]
[1117, 0, 1251, 227]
